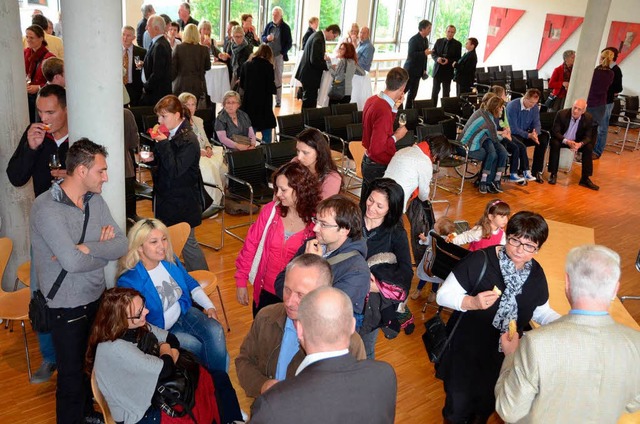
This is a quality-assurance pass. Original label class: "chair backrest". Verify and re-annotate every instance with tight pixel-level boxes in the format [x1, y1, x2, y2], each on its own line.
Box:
[226, 147, 271, 193]
[440, 118, 457, 140]
[441, 97, 462, 117]
[277, 113, 305, 140]
[500, 65, 512, 73]
[510, 70, 524, 81]
[263, 140, 297, 171]
[394, 108, 420, 131]
[416, 123, 444, 142]
[331, 102, 358, 116]
[348, 141, 365, 178]
[610, 98, 622, 124]
[510, 79, 527, 96]
[352, 110, 363, 123]
[624, 96, 639, 120]
[476, 72, 491, 85]
[422, 107, 446, 125]
[91, 370, 116, 424]
[428, 231, 470, 280]
[527, 78, 544, 92]
[128, 106, 155, 131]
[395, 130, 415, 150]
[167, 222, 190, 258]
[413, 99, 436, 110]
[0, 238, 12, 286]
[492, 70, 507, 82]
[487, 66, 500, 74]
[475, 67, 486, 76]
[324, 114, 353, 141]
[141, 115, 158, 133]
[539, 111, 558, 133]
[526, 69, 539, 81]
[303, 107, 332, 131]
[195, 108, 215, 140]
[346, 123, 363, 142]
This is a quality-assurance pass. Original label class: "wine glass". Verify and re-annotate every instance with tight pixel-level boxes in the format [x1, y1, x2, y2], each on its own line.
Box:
[134, 56, 143, 69]
[398, 113, 407, 127]
[139, 145, 151, 160]
[49, 154, 62, 183]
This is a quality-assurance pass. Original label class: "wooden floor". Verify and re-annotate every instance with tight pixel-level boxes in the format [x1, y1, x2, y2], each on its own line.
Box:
[1, 91, 640, 424]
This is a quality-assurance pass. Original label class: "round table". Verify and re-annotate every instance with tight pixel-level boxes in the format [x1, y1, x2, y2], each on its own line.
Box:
[205, 63, 231, 104]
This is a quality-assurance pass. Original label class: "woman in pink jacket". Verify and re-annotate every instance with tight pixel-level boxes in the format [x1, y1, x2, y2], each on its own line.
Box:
[235, 161, 320, 317]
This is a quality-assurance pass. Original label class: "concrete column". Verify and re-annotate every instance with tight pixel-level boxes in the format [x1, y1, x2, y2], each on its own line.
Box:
[565, 0, 613, 105]
[61, 0, 125, 287]
[0, 1, 32, 290]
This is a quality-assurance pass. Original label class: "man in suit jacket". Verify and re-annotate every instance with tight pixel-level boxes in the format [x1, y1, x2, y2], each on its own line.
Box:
[453, 37, 478, 95]
[548, 98, 599, 190]
[403, 19, 432, 109]
[431, 25, 462, 102]
[140, 16, 172, 106]
[122, 26, 146, 106]
[251, 286, 397, 424]
[295, 24, 341, 109]
[496, 245, 640, 424]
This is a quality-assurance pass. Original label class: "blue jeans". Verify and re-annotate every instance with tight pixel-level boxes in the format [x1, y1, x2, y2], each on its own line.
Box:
[360, 328, 379, 359]
[257, 128, 273, 143]
[594, 102, 614, 156]
[171, 306, 229, 372]
[30, 249, 56, 364]
[468, 139, 507, 181]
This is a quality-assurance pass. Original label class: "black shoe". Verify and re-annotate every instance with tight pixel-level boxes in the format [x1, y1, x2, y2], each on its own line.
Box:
[30, 361, 56, 384]
[535, 172, 545, 184]
[478, 182, 488, 194]
[489, 181, 503, 193]
[548, 174, 557, 185]
[579, 178, 599, 191]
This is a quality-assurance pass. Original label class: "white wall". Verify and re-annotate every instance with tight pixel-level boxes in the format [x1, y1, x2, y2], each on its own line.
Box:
[469, 0, 640, 95]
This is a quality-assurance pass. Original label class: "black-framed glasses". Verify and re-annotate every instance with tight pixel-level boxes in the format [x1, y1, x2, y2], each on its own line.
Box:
[507, 237, 538, 253]
[311, 217, 339, 229]
[127, 300, 146, 320]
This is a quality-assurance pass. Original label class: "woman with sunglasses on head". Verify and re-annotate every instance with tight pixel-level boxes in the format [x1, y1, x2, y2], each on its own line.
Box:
[435, 211, 560, 424]
[117, 219, 228, 373]
[87, 287, 240, 424]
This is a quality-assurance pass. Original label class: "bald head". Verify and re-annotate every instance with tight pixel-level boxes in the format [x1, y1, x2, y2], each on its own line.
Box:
[296, 287, 355, 354]
[571, 98, 587, 120]
[359, 26, 370, 41]
[283, 254, 332, 320]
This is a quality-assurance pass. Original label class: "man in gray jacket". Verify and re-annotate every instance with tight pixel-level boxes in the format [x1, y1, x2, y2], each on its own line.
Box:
[30, 138, 128, 424]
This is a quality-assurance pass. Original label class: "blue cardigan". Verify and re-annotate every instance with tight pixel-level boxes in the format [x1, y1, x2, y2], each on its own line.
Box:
[117, 256, 199, 329]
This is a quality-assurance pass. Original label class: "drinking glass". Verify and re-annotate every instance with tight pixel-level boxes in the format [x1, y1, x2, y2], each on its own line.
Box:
[49, 154, 62, 183]
[140, 145, 151, 160]
[398, 113, 407, 127]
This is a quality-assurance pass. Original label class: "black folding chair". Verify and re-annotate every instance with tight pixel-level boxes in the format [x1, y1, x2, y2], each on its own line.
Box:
[262, 140, 298, 179]
[303, 106, 332, 132]
[277, 113, 305, 141]
[414, 99, 437, 110]
[331, 102, 358, 116]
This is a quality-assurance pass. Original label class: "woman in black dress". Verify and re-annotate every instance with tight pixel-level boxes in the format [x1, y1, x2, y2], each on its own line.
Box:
[436, 211, 560, 423]
[239, 45, 277, 143]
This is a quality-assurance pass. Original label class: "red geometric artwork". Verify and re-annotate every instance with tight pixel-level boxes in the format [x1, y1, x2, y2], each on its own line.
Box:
[484, 7, 526, 61]
[606, 21, 640, 64]
[536, 14, 584, 69]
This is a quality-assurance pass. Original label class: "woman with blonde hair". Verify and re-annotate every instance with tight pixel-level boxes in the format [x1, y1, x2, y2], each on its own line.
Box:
[178, 92, 226, 209]
[239, 44, 277, 143]
[117, 219, 228, 372]
[171, 23, 210, 100]
[214, 90, 258, 150]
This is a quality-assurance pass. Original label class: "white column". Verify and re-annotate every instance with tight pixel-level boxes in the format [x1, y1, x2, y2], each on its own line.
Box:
[61, 0, 125, 287]
[565, 0, 613, 105]
[0, 1, 33, 290]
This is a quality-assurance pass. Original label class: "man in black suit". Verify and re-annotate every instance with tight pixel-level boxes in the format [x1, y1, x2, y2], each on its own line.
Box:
[140, 15, 172, 106]
[122, 26, 146, 106]
[453, 37, 478, 95]
[295, 24, 341, 109]
[548, 98, 599, 190]
[431, 25, 462, 103]
[403, 19, 432, 109]
[250, 287, 397, 424]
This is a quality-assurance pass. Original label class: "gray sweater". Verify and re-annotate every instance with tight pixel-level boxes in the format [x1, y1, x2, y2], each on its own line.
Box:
[30, 183, 128, 308]
[95, 325, 168, 424]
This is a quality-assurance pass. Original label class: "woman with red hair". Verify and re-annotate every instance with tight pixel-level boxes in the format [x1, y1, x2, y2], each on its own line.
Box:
[327, 42, 365, 105]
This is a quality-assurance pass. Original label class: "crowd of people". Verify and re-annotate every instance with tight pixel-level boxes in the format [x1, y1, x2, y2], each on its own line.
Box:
[8, 4, 640, 424]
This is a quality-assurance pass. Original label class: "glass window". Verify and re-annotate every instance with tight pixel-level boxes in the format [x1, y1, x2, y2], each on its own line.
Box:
[228, 0, 260, 29]
[267, 0, 300, 46]
[373, 0, 400, 42]
[319, 0, 344, 32]
[432, 0, 474, 43]
[191, 0, 224, 39]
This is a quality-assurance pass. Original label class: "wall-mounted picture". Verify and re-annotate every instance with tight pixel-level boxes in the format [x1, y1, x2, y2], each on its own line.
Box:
[606, 21, 640, 64]
[536, 14, 583, 69]
[484, 7, 525, 61]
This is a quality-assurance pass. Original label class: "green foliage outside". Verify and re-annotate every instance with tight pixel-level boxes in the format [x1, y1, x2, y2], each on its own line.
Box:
[192, 0, 223, 38]
[319, 0, 344, 30]
[432, 0, 474, 41]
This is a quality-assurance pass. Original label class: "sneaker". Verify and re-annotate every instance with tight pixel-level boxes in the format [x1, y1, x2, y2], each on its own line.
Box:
[479, 182, 488, 194]
[410, 288, 422, 300]
[489, 181, 504, 193]
[30, 361, 56, 384]
[509, 174, 525, 183]
[524, 172, 537, 182]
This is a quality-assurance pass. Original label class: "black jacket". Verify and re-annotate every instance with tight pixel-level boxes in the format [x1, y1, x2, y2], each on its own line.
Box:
[453, 49, 477, 87]
[403, 32, 429, 78]
[141, 36, 172, 106]
[295, 31, 327, 89]
[431, 37, 462, 79]
[152, 120, 204, 228]
[239, 57, 277, 129]
[7, 127, 68, 197]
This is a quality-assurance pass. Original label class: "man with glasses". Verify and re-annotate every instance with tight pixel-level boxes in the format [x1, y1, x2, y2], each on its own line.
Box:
[275, 195, 370, 327]
[236, 254, 365, 399]
[506, 88, 548, 183]
[30, 138, 128, 423]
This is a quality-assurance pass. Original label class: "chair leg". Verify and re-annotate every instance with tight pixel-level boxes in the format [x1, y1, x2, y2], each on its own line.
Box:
[21, 320, 32, 382]
[199, 190, 225, 251]
[217, 285, 231, 332]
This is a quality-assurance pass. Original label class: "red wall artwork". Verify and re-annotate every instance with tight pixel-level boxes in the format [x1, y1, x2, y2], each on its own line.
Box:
[606, 21, 640, 64]
[484, 7, 526, 61]
[536, 14, 584, 70]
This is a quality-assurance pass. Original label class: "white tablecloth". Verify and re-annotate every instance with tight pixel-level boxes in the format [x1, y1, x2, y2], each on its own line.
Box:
[317, 71, 373, 110]
[205, 63, 231, 104]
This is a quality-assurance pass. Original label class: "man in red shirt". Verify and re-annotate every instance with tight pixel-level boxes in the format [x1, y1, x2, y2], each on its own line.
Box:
[360, 67, 409, 208]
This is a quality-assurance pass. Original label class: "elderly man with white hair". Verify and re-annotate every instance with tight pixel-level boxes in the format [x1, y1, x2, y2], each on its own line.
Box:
[261, 6, 292, 108]
[495, 245, 640, 423]
[140, 15, 172, 106]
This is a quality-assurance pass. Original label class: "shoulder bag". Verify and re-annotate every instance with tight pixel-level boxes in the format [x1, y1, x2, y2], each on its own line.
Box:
[248, 202, 279, 284]
[422, 249, 487, 364]
[29, 202, 91, 332]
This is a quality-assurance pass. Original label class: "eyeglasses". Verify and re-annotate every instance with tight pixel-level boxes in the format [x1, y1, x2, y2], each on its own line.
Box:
[127, 300, 146, 320]
[311, 217, 339, 229]
[507, 237, 538, 253]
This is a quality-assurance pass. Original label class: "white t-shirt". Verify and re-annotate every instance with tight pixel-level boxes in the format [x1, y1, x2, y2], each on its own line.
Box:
[147, 263, 182, 329]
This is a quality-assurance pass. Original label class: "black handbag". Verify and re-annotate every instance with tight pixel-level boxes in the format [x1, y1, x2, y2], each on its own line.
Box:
[328, 78, 345, 101]
[29, 203, 90, 332]
[422, 250, 487, 363]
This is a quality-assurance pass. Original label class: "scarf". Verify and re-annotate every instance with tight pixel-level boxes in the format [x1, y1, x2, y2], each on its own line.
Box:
[408, 142, 433, 203]
[231, 39, 248, 73]
[492, 246, 531, 336]
[26, 45, 50, 80]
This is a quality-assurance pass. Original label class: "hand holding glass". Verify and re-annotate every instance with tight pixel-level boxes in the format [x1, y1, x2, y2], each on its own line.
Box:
[398, 113, 407, 127]
[140, 145, 151, 160]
